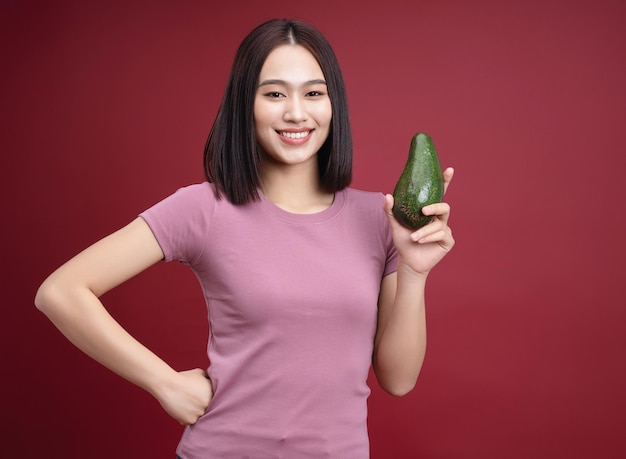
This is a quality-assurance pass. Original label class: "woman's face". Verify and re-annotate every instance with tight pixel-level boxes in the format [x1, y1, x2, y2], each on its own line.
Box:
[254, 44, 332, 169]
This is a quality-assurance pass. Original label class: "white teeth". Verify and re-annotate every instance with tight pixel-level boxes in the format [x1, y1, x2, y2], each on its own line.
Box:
[280, 130, 310, 139]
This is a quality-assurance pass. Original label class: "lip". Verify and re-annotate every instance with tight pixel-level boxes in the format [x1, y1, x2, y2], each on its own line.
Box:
[276, 128, 313, 145]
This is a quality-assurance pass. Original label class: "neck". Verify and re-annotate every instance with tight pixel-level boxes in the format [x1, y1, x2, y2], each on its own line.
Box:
[260, 159, 334, 214]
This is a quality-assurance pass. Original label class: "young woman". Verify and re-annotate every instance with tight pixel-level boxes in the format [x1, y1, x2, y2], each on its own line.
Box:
[35, 19, 454, 458]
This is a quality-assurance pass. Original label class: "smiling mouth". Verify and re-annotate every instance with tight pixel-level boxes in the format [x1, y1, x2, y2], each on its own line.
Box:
[278, 130, 311, 139]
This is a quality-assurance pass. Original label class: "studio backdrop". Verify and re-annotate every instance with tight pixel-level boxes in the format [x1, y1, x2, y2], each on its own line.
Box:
[2, 1, 625, 458]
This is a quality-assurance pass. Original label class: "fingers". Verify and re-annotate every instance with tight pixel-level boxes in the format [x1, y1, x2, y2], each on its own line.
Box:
[163, 368, 214, 426]
[385, 194, 451, 233]
[410, 203, 452, 243]
[442, 167, 454, 195]
[411, 223, 453, 246]
[422, 202, 451, 224]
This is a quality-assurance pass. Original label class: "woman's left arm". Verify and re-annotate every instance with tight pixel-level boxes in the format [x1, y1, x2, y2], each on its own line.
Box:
[373, 168, 455, 396]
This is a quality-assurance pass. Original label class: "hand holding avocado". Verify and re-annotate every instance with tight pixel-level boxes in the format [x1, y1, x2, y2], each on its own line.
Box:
[385, 133, 455, 276]
[392, 133, 444, 229]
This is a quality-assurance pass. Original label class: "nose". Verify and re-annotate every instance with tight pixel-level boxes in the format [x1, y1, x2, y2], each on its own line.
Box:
[283, 96, 307, 123]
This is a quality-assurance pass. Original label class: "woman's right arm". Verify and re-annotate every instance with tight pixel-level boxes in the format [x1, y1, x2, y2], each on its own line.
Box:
[34, 217, 212, 425]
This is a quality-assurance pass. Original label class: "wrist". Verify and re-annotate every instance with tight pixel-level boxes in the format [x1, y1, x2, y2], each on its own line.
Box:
[397, 260, 429, 283]
[145, 366, 180, 400]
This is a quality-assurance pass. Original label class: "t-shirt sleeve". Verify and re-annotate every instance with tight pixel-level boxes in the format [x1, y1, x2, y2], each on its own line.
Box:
[382, 204, 399, 277]
[367, 191, 398, 277]
[139, 182, 215, 265]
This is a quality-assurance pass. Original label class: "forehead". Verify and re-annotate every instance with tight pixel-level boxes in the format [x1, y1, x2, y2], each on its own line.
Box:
[259, 44, 324, 81]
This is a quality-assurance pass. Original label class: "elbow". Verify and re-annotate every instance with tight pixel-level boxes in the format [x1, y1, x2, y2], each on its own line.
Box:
[373, 353, 423, 397]
[374, 362, 419, 397]
[380, 379, 417, 398]
[34, 281, 51, 314]
[34, 278, 62, 316]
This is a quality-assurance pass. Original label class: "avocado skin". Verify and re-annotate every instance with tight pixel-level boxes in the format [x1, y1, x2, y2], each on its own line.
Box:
[392, 132, 444, 229]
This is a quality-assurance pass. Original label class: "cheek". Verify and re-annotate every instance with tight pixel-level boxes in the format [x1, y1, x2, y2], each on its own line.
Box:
[254, 102, 284, 132]
[253, 100, 264, 126]
[314, 101, 333, 127]
[324, 101, 333, 125]
[253, 105, 272, 146]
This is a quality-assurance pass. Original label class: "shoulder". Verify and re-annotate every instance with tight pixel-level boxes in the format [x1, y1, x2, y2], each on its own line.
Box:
[342, 187, 386, 212]
[139, 182, 220, 263]
[341, 188, 397, 267]
[339, 188, 390, 230]
[149, 182, 221, 212]
[140, 182, 220, 230]
[170, 181, 215, 201]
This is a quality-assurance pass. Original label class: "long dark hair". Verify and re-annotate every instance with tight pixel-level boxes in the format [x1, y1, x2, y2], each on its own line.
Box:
[203, 19, 352, 205]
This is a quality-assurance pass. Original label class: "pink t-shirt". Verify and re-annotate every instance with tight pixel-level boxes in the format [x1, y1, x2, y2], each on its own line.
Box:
[140, 182, 398, 458]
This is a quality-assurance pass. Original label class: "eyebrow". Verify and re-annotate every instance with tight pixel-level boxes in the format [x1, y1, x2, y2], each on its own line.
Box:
[258, 78, 327, 87]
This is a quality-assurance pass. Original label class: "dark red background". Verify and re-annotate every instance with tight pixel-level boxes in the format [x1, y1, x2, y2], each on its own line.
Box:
[2, 1, 625, 457]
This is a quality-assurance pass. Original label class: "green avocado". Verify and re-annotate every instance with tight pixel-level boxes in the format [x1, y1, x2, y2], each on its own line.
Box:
[392, 132, 444, 229]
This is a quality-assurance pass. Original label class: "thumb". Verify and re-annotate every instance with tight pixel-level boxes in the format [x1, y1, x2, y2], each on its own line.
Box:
[383, 194, 401, 231]
[384, 193, 394, 215]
